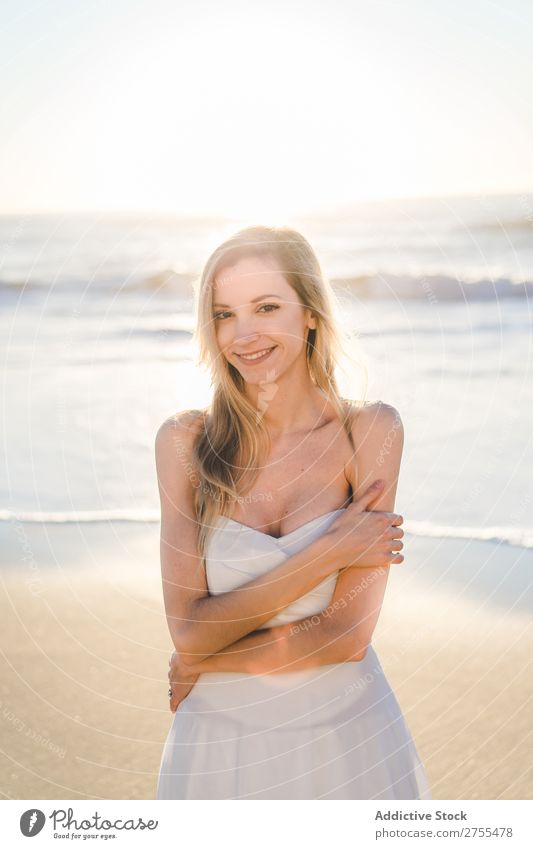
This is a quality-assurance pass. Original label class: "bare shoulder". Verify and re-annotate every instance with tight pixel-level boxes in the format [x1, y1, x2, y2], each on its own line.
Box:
[343, 398, 403, 444]
[155, 409, 208, 515]
[342, 400, 404, 492]
[154, 409, 207, 488]
[155, 408, 207, 456]
[349, 400, 404, 442]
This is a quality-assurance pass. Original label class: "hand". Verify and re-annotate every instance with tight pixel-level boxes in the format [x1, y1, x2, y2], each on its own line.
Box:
[167, 650, 200, 713]
[322, 480, 405, 569]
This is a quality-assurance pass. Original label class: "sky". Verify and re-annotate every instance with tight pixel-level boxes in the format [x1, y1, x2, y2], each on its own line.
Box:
[1, 0, 532, 219]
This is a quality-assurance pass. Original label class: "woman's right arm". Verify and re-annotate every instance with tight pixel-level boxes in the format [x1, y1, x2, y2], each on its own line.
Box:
[156, 411, 402, 664]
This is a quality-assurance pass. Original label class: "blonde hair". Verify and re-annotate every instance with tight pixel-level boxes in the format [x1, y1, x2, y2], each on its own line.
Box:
[190, 225, 367, 560]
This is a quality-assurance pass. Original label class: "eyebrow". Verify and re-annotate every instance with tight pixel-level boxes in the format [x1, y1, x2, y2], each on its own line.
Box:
[212, 294, 283, 308]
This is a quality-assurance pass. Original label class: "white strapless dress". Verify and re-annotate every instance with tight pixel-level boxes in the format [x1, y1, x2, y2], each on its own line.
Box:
[156, 509, 431, 800]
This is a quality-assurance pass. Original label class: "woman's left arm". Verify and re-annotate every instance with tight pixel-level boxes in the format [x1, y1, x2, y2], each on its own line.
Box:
[316, 401, 405, 663]
[169, 403, 404, 682]
[176, 607, 363, 678]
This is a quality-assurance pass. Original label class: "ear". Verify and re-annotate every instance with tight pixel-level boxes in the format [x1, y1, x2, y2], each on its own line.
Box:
[306, 309, 317, 330]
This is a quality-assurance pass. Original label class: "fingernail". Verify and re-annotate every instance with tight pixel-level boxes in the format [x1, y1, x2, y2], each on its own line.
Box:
[373, 480, 384, 487]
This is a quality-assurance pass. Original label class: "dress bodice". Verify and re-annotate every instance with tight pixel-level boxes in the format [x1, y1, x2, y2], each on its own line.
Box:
[205, 509, 345, 628]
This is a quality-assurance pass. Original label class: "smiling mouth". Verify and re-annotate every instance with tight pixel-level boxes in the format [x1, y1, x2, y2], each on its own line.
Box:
[235, 345, 277, 363]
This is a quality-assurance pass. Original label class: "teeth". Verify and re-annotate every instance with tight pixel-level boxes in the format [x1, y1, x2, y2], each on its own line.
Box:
[239, 347, 273, 360]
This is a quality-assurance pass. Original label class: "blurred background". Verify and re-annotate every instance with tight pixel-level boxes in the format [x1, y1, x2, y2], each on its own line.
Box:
[1, 0, 532, 801]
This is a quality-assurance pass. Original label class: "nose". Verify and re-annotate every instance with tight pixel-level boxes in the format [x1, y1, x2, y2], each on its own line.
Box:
[234, 330, 260, 348]
[232, 314, 261, 347]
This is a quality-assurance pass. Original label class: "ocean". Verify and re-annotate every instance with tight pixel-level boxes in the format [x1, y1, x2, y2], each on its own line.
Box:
[1, 193, 532, 615]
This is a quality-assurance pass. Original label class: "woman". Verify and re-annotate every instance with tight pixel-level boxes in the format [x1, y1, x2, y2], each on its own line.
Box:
[155, 225, 430, 799]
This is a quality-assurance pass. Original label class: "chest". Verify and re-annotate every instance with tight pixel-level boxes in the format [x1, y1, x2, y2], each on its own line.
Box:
[227, 421, 355, 537]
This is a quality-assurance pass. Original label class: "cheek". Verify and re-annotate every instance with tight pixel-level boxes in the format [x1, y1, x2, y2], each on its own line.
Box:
[278, 316, 308, 351]
[214, 322, 231, 351]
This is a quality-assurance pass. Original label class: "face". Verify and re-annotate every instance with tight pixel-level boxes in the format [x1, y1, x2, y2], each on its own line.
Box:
[211, 254, 316, 384]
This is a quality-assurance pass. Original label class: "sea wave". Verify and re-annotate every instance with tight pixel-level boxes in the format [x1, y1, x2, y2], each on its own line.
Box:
[0, 508, 160, 523]
[2, 510, 532, 549]
[2, 272, 531, 301]
[332, 274, 533, 301]
[407, 520, 533, 549]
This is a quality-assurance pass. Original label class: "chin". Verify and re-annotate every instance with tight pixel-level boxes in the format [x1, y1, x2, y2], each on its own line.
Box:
[245, 371, 280, 385]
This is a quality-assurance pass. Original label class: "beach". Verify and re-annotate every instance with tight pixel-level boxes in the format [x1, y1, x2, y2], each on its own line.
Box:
[1, 525, 532, 800]
[2, 0, 533, 810]
[1, 199, 532, 800]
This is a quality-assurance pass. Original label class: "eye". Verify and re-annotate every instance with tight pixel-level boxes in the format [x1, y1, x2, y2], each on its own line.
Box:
[212, 303, 280, 321]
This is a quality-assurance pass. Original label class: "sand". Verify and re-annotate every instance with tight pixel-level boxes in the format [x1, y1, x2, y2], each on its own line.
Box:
[1, 540, 532, 800]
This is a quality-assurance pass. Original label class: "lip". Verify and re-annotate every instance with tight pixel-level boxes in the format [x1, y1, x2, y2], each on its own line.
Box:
[234, 345, 277, 365]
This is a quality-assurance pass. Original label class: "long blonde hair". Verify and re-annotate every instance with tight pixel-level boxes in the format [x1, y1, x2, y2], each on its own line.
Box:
[191, 225, 367, 560]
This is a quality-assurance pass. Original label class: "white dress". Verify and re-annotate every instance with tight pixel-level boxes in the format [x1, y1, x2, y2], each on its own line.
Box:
[156, 508, 431, 800]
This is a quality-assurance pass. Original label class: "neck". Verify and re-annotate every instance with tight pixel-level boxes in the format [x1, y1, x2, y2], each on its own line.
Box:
[244, 363, 332, 434]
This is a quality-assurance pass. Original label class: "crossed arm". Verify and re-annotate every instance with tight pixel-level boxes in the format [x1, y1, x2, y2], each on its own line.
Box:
[168, 402, 403, 679]
[180, 562, 389, 675]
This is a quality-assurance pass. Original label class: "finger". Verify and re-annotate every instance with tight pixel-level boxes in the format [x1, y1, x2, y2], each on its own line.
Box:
[376, 511, 403, 525]
[389, 513, 403, 526]
[387, 537, 404, 549]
